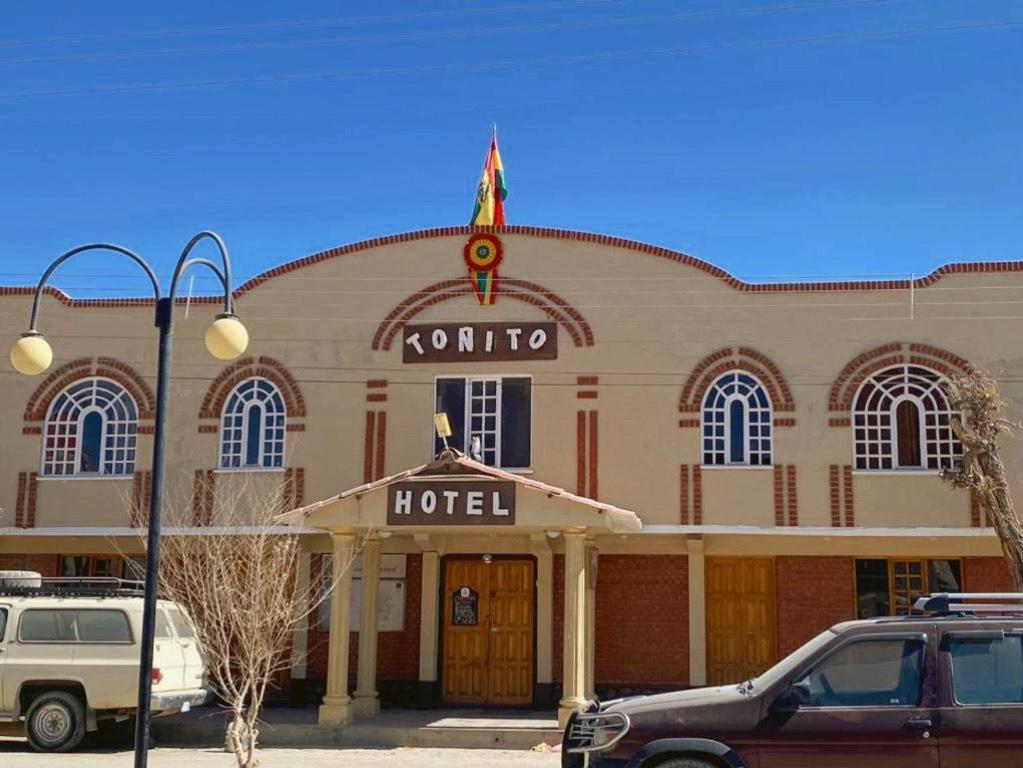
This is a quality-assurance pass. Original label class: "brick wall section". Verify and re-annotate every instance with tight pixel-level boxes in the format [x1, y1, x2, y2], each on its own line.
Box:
[14, 472, 38, 528]
[775, 557, 856, 657]
[595, 555, 689, 688]
[963, 557, 1015, 591]
[0, 554, 59, 576]
[305, 553, 423, 684]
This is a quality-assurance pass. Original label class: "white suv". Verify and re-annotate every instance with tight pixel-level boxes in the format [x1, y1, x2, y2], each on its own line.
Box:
[0, 571, 210, 752]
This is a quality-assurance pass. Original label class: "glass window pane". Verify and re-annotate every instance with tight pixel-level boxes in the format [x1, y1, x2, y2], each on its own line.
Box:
[950, 636, 1023, 705]
[76, 610, 132, 643]
[806, 639, 924, 707]
[929, 560, 961, 593]
[19, 610, 76, 642]
[168, 608, 197, 639]
[245, 404, 262, 466]
[856, 559, 891, 618]
[79, 411, 103, 472]
[61, 556, 90, 578]
[435, 378, 466, 455]
[728, 400, 745, 463]
[0, 609, 6, 642]
[500, 377, 531, 469]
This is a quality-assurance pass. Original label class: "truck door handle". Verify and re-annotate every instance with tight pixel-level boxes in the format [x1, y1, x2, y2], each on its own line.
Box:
[905, 719, 933, 737]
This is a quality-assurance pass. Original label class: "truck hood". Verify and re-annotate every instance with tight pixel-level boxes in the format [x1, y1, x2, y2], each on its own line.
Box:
[603, 684, 757, 729]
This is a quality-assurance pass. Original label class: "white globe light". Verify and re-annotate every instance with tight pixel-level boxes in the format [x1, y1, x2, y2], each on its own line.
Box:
[204, 314, 249, 360]
[9, 333, 53, 376]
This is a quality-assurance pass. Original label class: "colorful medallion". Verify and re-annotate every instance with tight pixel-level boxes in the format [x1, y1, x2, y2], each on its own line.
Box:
[462, 233, 503, 305]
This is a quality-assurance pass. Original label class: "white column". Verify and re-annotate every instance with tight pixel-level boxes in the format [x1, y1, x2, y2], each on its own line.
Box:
[319, 531, 356, 726]
[418, 551, 441, 690]
[687, 536, 707, 687]
[353, 538, 381, 716]
[559, 530, 588, 726]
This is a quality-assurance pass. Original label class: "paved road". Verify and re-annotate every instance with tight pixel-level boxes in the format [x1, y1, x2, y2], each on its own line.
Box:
[0, 744, 561, 767]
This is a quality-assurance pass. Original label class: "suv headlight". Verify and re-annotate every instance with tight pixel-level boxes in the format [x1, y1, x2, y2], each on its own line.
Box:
[565, 711, 630, 754]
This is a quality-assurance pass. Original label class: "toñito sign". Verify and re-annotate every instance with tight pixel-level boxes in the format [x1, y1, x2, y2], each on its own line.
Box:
[402, 322, 557, 363]
[387, 481, 516, 525]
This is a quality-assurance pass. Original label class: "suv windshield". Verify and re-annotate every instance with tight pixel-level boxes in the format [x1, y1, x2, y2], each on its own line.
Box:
[740, 629, 837, 694]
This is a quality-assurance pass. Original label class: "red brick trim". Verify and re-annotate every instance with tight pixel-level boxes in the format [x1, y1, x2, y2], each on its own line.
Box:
[692, 466, 702, 525]
[372, 277, 594, 351]
[678, 418, 700, 428]
[137, 425, 155, 435]
[773, 466, 785, 526]
[577, 376, 598, 386]
[679, 347, 795, 414]
[843, 465, 855, 527]
[363, 411, 376, 484]
[773, 418, 796, 427]
[7, 227, 1017, 306]
[828, 417, 852, 427]
[192, 470, 215, 526]
[970, 491, 983, 528]
[786, 465, 798, 527]
[366, 379, 388, 388]
[282, 468, 306, 513]
[15, 472, 28, 528]
[198, 424, 219, 434]
[131, 470, 152, 527]
[285, 423, 305, 432]
[375, 412, 387, 481]
[588, 410, 598, 501]
[23, 357, 156, 422]
[367, 393, 387, 402]
[21, 426, 42, 435]
[198, 356, 306, 420]
[679, 464, 690, 525]
[576, 391, 597, 399]
[576, 411, 586, 496]
[828, 343, 976, 413]
[829, 465, 841, 526]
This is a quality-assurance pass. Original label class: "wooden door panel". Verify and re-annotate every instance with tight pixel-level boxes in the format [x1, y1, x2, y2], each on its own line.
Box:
[443, 560, 489, 703]
[706, 557, 777, 685]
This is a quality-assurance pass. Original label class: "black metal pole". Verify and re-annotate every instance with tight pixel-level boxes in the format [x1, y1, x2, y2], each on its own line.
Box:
[133, 296, 173, 768]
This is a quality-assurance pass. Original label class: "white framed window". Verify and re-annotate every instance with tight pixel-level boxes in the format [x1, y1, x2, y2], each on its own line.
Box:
[219, 377, 286, 469]
[701, 371, 772, 466]
[434, 376, 531, 469]
[852, 364, 961, 471]
[42, 377, 138, 477]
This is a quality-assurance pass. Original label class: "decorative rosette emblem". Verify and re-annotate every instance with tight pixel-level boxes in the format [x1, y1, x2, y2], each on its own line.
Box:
[463, 233, 503, 305]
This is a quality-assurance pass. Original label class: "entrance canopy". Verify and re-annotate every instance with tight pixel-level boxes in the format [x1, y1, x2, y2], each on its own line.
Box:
[279, 449, 642, 534]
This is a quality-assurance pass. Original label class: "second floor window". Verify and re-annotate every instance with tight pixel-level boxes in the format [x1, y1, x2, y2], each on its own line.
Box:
[219, 377, 286, 469]
[701, 371, 772, 466]
[434, 376, 531, 469]
[42, 377, 138, 477]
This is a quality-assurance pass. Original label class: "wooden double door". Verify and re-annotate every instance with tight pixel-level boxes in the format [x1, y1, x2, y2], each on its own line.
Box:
[706, 557, 778, 685]
[442, 557, 535, 706]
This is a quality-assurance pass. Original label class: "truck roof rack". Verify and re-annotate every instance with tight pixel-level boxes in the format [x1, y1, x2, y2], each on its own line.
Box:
[914, 592, 1023, 616]
[0, 575, 146, 599]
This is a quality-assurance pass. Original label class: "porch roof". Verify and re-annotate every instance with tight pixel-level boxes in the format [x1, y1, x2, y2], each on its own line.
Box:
[277, 450, 643, 534]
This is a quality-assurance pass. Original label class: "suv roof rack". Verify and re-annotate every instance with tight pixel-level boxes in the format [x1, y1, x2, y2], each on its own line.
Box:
[0, 575, 146, 599]
[914, 592, 1023, 616]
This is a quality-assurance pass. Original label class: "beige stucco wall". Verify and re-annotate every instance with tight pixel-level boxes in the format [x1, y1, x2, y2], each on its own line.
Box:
[1, 229, 1021, 535]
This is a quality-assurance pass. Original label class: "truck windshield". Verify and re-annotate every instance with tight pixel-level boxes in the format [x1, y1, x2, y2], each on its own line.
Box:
[742, 629, 837, 693]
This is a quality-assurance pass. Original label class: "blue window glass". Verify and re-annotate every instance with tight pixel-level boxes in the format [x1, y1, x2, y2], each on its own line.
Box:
[245, 404, 263, 466]
[728, 400, 745, 463]
[80, 411, 103, 473]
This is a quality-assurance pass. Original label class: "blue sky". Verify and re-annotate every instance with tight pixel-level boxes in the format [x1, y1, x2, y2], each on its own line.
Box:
[0, 0, 1020, 296]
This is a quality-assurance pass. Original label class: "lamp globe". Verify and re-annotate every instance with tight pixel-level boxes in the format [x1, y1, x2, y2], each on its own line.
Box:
[9, 333, 53, 376]
[204, 314, 249, 360]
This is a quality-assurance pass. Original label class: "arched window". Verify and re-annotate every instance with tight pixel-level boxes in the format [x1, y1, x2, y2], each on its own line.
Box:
[852, 365, 961, 471]
[219, 377, 286, 469]
[42, 378, 138, 476]
[702, 372, 772, 466]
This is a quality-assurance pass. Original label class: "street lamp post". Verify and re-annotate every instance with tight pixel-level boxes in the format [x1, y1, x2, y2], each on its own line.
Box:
[9, 232, 249, 768]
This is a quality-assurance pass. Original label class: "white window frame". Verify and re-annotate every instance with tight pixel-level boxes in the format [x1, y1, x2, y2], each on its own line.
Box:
[218, 377, 287, 471]
[40, 377, 138, 478]
[700, 371, 773, 468]
[851, 364, 961, 473]
[432, 374, 533, 471]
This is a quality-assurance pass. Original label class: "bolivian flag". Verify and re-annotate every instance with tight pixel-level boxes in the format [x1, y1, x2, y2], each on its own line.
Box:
[470, 129, 507, 226]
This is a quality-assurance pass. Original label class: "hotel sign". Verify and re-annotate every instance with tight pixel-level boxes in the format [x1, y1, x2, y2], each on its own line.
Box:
[387, 481, 516, 526]
[402, 322, 557, 363]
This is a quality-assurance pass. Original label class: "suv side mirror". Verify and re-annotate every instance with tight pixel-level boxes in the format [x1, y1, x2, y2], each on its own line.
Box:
[778, 677, 811, 710]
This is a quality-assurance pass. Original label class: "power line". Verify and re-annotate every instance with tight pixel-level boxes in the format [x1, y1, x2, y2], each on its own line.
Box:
[1, 18, 1018, 101]
[0, 1, 902, 68]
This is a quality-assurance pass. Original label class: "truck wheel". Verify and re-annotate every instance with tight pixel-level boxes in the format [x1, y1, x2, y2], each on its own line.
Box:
[654, 759, 719, 768]
[25, 691, 87, 752]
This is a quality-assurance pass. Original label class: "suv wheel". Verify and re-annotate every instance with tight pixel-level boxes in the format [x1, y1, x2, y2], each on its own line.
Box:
[25, 691, 87, 752]
[655, 759, 719, 768]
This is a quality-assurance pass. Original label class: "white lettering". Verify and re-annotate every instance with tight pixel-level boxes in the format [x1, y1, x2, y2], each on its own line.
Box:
[394, 490, 413, 515]
[420, 490, 437, 514]
[466, 491, 484, 516]
[431, 329, 448, 350]
[404, 333, 424, 356]
[506, 327, 522, 350]
[528, 328, 547, 350]
[458, 326, 474, 352]
[442, 490, 459, 515]
[492, 491, 510, 516]
[485, 329, 494, 352]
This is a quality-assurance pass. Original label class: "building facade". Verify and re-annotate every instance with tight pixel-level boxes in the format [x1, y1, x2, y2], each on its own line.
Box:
[0, 226, 1018, 725]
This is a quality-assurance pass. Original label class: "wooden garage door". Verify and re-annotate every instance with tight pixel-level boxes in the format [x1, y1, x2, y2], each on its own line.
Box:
[442, 558, 534, 705]
[706, 557, 777, 685]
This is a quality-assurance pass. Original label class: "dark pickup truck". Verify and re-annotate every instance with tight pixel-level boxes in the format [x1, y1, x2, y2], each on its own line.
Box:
[563, 592, 1023, 768]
